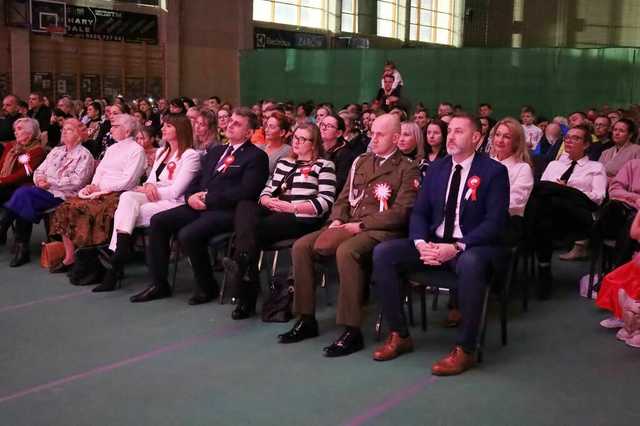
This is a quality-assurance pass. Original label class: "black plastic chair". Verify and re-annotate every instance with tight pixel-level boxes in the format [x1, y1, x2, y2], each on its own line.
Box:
[374, 245, 519, 363]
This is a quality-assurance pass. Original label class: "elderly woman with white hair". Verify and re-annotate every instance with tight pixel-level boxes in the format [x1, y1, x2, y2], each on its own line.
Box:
[2, 118, 94, 267]
[0, 118, 46, 246]
[48, 114, 146, 275]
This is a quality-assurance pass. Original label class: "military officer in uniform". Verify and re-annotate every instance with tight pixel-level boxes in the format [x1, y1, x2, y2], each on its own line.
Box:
[277, 114, 419, 357]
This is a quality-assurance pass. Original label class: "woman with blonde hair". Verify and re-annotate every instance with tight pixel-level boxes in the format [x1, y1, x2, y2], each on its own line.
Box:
[489, 116, 534, 244]
[225, 122, 337, 319]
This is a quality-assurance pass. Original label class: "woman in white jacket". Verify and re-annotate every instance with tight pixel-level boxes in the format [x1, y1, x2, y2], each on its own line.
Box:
[95, 114, 201, 292]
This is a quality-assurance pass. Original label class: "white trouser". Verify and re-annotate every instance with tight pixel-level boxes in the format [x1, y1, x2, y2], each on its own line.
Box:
[109, 191, 182, 250]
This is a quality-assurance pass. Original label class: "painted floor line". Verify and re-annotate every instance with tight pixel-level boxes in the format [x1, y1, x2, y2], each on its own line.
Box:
[0, 322, 248, 405]
[344, 375, 438, 426]
[0, 289, 91, 314]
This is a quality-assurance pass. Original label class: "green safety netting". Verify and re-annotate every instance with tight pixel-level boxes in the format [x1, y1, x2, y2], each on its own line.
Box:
[240, 47, 640, 118]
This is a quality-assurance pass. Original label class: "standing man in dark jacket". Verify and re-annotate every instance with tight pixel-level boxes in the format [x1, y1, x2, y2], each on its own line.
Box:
[130, 107, 269, 305]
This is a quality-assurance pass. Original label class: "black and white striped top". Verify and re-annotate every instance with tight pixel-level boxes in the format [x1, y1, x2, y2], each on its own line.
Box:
[260, 157, 336, 218]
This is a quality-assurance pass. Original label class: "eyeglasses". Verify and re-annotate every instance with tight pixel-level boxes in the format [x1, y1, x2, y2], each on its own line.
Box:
[319, 122, 337, 130]
[293, 135, 313, 144]
[564, 135, 584, 142]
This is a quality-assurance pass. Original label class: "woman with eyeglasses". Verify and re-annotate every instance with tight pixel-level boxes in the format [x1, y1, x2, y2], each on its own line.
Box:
[319, 113, 356, 195]
[224, 123, 336, 320]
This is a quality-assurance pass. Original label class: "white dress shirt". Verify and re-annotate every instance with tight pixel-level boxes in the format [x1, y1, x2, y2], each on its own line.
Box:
[435, 153, 475, 240]
[541, 154, 607, 205]
[92, 137, 146, 193]
[492, 155, 534, 216]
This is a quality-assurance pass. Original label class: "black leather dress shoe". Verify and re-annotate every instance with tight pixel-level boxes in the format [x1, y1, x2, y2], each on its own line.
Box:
[231, 303, 255, 320]
[130, 285, 171, 303]
[92, 267, 122, 293]
[9, 243, 30, 267]
[188, 291, 215, 306]
[278, 318, 319, 344]
[323, 328, 364, 357]
[49, 260, 73, 274]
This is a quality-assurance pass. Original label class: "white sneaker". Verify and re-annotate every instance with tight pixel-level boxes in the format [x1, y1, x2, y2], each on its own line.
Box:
[600, 317, 624, 329]
[625, 333, 640, 348]
[617, 327, 632, 341]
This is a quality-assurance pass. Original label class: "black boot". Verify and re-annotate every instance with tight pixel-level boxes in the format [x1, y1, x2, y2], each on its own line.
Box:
[99, 233, 132, 269]
[92, 266, 122, 292]
[9, 218, 32, 267]
[232, 281, 258, 320]
[10, 242, 30, 267]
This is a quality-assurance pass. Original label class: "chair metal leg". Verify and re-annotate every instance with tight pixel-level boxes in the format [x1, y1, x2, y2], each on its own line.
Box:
[432, 286, 439, 311]
[406, 291, 415, 327]
[420, 287, 427, 331]
[271, 249, 279, 279]
[257, 250, 264, 271]
[321, 271, 331, 306]
[375, 311, 383, 341]
[171, 240, 180, 293]
[219, 238, 235, 305]
[476, 286, 491, 363]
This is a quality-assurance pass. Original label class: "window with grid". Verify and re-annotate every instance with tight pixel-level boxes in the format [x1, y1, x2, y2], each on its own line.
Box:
[253, 0, 338, 31]
[409, 0, 464, 46]
[377, 0, 407, 40]
[341, 0, 358, 33]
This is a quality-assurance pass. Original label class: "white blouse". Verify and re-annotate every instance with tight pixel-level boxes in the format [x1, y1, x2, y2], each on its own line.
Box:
[492, 155, 534, 217]
[92, 137, 146, 193]
[541, 154, 607, 205]
[145, 147, 201, 203]
[33, 144, 95, 199]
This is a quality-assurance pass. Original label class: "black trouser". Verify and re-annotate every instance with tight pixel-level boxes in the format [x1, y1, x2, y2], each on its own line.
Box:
[594, 200, 638, 267]
[232, 200, 322, 284]
[148, 205, 234, 295]
[526, 182, 598, 264]
[373, 238, 502, 353]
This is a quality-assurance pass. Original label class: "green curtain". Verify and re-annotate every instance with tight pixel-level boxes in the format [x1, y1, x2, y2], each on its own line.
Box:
[241, 47, 640, 118]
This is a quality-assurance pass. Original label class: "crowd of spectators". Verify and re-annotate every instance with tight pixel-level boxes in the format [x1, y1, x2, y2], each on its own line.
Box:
[1, 61, 640, 374]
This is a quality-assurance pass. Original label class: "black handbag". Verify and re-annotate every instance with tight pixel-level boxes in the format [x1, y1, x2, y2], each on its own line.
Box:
[69, 246, 105, 286]
[261, 274, 294, 323]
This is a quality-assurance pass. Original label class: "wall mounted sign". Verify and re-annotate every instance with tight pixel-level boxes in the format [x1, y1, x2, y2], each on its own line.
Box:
[31, 0, 158, 44]
[254, 27, 327, 49]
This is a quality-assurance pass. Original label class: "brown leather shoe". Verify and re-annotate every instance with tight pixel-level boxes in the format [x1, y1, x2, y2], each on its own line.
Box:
[373, 332, 414, 361]
[431, 346, 475, 376]
[444, 309, 462, 328]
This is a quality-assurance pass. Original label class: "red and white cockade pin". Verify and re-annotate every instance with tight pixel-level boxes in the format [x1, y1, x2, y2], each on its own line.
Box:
[219, 155, 236, 173]
[18, 154, 32, 176]
[465, 176, 481, 201]
[301, 166, 312, 179]
[166, 161, 177, 180]
[374, 182, 392, 212]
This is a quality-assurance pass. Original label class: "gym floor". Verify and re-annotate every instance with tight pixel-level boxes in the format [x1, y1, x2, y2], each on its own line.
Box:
[0, 227, 637, 426]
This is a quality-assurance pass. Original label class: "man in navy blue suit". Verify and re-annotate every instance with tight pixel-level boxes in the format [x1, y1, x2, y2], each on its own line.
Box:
[130, 107, 269, 304]
[371, 113, 509, 376]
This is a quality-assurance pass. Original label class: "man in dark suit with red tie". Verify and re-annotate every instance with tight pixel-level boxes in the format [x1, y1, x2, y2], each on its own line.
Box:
[130, 107, 269, 304]
[371, 113, 510, 376]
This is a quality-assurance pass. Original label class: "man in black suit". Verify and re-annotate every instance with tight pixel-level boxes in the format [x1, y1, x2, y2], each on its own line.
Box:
[130, 107, 270, 304]
[27, 92, 51, 134]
